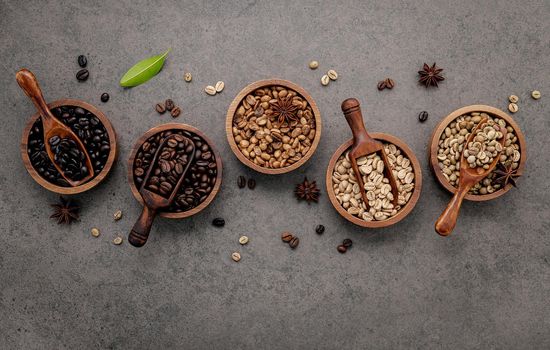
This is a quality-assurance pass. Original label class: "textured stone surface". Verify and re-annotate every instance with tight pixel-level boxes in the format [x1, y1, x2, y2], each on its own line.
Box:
[1, 0, 549, 349]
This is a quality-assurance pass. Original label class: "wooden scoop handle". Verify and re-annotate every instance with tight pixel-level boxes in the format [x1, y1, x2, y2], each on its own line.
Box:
[128, 205, 157, 247]
[435, 183, 471, 236]
[341, 98, 372, 146]
[16, 69, 54, 127]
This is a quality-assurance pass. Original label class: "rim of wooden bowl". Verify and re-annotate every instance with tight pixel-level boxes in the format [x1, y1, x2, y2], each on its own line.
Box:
[20, 99, 117, 195]
[325, 133, 423, 228]
[429, 104, 526, 201]
[127, 123, 223, 219]
[225, 78, 322, 174]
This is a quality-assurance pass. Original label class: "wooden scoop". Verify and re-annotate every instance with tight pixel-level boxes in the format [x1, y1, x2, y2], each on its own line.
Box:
[128, 135, 195, 247]
[16, 69, 94, 187]
[435, 117, 507, 236]
[341, 98, 399, 209]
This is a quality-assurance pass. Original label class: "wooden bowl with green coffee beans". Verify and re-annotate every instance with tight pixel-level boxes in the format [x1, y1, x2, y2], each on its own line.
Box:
[429, 105, 526, 201]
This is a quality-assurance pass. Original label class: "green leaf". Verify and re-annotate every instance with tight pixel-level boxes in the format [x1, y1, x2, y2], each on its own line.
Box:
[119, 49, 170, 87]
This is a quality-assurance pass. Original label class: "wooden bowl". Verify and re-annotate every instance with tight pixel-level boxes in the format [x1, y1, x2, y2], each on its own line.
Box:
[326, 133, 422, 228]
[429, 104, 526, 201]
[225, 79, 322, 174]
[128, 123, 223, 219]
[20, 99, 117, 195]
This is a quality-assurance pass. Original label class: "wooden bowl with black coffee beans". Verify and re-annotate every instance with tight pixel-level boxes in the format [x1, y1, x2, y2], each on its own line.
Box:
[429, 105, 526, 201]
[326, 133, 422, 228]
[128, 123, 223, 219]
[226, 79, 322, 174]
[21, 99, 117, 194]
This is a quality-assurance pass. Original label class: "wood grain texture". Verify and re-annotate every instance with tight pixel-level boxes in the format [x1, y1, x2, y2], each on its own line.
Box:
[127, 123, 223, 219]
[20, 99, 117, 195]
[428, 104, 526, 201]
[326, 134, 423, 228]
[225, 78, 322, 175]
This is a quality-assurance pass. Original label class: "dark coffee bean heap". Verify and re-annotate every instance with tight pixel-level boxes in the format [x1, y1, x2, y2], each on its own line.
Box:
[133, 129, 218, 213]
[27, 105, 111, 187]
[142, 135, 194, 197]
[48, 136, 88, 181]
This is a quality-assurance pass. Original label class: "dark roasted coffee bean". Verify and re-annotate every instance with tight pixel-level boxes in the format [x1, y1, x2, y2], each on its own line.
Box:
[77, 55, 87, 68]
[165, 99, 175, 111]
[49, 135, 60, 146]
[247, 178, 256, 190]
[289, 236, 299, 249]
[76, 69, 89, 81]
[343, 239, 353, 248]
[155, 103, 166, 114]
[418, 111, 428, 122]
[170, 106, 181, 118]
[212, 218, 225, 227]
[315, 225, 325, 235]
[385, 78, 395, 89]
[281, 232, 293, 242]
[159, 181, 172, 194]
[237, 176, 246, 188]
[167, 138, 178, 148]
[377, 80, 387, 91]
[337, 245, 347, 254]
[100, 93, 109, 103]
[174, 163, 184, 174]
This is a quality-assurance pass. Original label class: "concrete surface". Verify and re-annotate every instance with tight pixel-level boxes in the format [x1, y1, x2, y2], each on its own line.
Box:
[1, 0, 549, 349]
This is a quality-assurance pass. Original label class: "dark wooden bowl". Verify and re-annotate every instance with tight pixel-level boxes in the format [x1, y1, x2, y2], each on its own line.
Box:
[128, 123, 223, 219]
[429, 104, 526, 201]
[20, 99, 117, 195]
[326, 133, 422, 228]
[225, 79, 322, 174]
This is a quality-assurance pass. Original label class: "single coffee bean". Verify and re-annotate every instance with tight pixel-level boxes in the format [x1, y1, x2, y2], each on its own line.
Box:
[171, 106, 181, 118]
[377, 80, 387, 91]
[309, 60, 319, 69]
[232, 252, 241, 262]
[321, 75, 330, 86]
[165, 99, 175, 111]
[508, 103, 518, 113]
[77, 55, 87, 68]
[100, 93, 109, 103]
[418, 111, 428, 122]
[155, 103, 166, 114]
[337, 245, 347, 254]
[239, 236, 249, 245]
[531, 90, 541, 100]
[508, 95, 519, 103]
[247, 178, 256, 190]
[184, 72, 192, 82]
[343, 238, 353, 248]
[76, 69, 89, 81]
[113, 210, 122, 221]
[289, 236, 299, 249]
[385, 78, 395, 89]
[315, 224, 325, 235]
[237, 176, 246, 188]
[281, 232, 293, 242]
[212, 218, 225, 227]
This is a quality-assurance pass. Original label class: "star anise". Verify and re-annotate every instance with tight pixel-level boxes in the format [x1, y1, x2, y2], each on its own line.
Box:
[50, 196, 80, 225]
[418, 62, 444, 88]
[270, 96, 299, 125]
[493, 162, 520, 188]
[294, 177, 320, 203]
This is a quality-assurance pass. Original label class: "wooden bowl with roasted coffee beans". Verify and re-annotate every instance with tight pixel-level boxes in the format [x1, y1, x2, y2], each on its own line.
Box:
[21, 99, 117, 194]
[128, 123, 223, 219]
[226, 79, 322, 174]
[429, 105, 526, 201]
[326, 134, 422, 228]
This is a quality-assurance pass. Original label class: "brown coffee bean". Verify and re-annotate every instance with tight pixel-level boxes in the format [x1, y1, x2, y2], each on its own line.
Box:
[134, 167, 144, 176]
[281, 232, 293, 242]
[155, 103, 166, 114]
[377, 80, 387, 91]
[385, 78, 395, 89]
[159, 181, 172, 194]
[237, 176, 246, 188]
[175, 163, 184, 174]
[171, 106, 181, 118]
[289, 236, 299, 249]
[337, 245, 347, 253]
[165, 99, 175, 111]
[343, 239, 353, 248]
[167, 139, 178, 148]
[160, 160, 171, 173]
[247, 178, 256, 190]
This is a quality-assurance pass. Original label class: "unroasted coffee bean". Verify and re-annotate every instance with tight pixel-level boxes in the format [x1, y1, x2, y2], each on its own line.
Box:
[315, 224, 325, 235]
[170, 106, 181, 118]
[343, 238, 353, 248]
[77, 55, 87, 68]
[165, 99, 175, 111]
[337, 245, 347, 253]
[281, 232, 293, 242]
[289, 236, 299, 249]
[247, 178, 256, 190]
[155, 103, 166, 114]
[100, 93, 109, 103]
[237, 176, 246, 188]
[212, 218, 225, 227]
[418, 111, 428, 122]
[76, 69, 89, 81]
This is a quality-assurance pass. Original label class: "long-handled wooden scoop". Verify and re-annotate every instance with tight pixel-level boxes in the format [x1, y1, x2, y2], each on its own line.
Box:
[128, 135, 195, 247]
[435, 117, 507, 236]
[341, 98, 399, 209]
[16, 69, 94, 186]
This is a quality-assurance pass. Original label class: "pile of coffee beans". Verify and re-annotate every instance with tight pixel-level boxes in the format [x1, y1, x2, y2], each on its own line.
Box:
[27, 105, 111, 187]
[49, 136, 89, 181]
[133, 129, 218, 213]
[143, 135, 194, 197]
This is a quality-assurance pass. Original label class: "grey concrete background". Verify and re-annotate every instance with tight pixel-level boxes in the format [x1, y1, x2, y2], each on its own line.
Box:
[1, 0, 549, 349]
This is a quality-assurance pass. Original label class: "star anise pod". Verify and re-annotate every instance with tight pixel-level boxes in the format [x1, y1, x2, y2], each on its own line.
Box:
[50, 196, 80, 225]
[270, 96, 299, 125]
[493, 162, 520, 188]
[418, 62, 444, 88]
[294, 177, 320, 203]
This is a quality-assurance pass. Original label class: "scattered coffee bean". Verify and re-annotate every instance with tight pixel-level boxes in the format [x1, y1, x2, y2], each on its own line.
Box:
[281, 232, 293, 242]
[247, 178, 256, 190]
[184, 72, 192, 82]
[337, 245, 347, 253]
[113, 236, 123, 245]
[508, 103, 519, 113]
[321, 75, 330, 86]
[237, 176, 246, 188]
[343, 238, 353, 248]
[377, 80, 387, 91]
[309, 60, 319, 69]
[215, 81, 225, 93]
[239, 236, 249, 245]
[165, 99, 175, 111]
[418, 111, 429, 122]
[76, 69, 89, 81]
[171, 106, 181, 118]
[289, 236, 299, 249]
[385, 78, 395, 89]
[531, 90, 541, 100]
[508, 95, 519, 103]
[327, 69, 338, 81]
[205, 85, 217, 95]
[212, 218, 225, 227]
[113, 210, 122, 221]
[77, 55, 87, 68]
[232, 252, 241, 262]
[100, 93, 110, 103]
[91, 227, 100, 237]
[155, 103, 166, 114]
[315, 224, 325, 235]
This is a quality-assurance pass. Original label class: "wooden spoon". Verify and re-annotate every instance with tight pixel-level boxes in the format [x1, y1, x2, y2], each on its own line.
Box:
[435, 117, 507, 236]
[128, 135, 195, 247]
[16, 69, 94, 187]
[341, 98, 399, 209]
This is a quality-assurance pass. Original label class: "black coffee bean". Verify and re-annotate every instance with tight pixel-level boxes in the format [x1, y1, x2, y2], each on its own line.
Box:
[101, 93, 110, 103]
[247, 178, 256, 190]
[343, 239, 353, 248]
[49, 135, 60, 146]
[165, 99, 175, 111]
[77, 55, 87, 68]
[76, 69, 89, 81]
[315, 225, 325, 235]
[237, 176, 246, 188]
[212, 218, 225, 227]
[418, 111, 428, 122]
[289, 236, 299, 249]
[337, 245, 347, 254]
[155, 103, 166, 114]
